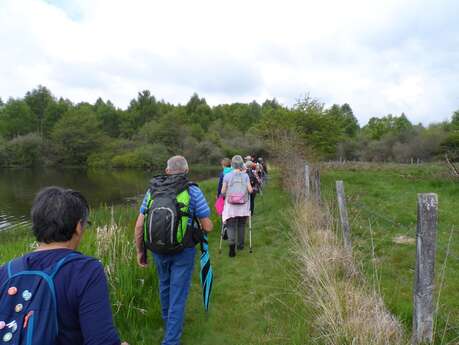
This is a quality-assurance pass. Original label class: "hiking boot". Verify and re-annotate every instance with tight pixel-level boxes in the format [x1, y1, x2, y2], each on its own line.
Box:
[229, 244, 236, 257]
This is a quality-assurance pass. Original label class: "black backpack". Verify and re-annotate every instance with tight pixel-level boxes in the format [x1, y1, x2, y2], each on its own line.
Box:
[143, 174, 200, 255]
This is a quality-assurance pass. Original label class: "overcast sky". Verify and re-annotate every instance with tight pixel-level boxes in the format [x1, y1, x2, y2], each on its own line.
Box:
[0, 0, 458, 125]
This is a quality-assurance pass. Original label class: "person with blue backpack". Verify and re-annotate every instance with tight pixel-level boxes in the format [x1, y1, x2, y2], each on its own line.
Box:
[0, 187, 127, 345]
[134, 155, 213, 345]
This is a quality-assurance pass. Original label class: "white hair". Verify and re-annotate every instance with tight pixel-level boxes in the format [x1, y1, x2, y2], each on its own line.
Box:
[231, 155, 244, 169]
[166, 155, 189, 174]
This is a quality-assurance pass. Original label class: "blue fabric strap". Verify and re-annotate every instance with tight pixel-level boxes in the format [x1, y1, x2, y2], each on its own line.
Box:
[50, 253, 78, 278]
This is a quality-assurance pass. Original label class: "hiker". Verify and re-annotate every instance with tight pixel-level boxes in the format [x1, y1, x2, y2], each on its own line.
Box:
[134, 155, 213, 345]
[245, 161, 260, 216]
[0, 187, 127, 345]
[217, 157, 233, 198]
[221, 155, 253, 256]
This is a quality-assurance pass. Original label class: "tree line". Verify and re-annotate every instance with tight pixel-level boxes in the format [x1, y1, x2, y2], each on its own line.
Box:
[0, 86, 458, 168]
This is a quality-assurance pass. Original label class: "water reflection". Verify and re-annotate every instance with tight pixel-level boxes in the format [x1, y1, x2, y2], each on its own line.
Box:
[0, 167, 217, 232]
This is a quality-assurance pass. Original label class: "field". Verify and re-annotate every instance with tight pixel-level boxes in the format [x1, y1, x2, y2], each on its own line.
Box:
[0, 172, 312, 345]
[321, 163, 459, 343]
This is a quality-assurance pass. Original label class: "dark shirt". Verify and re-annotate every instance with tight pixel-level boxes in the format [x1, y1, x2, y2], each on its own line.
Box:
[0, 249, 121, 345]
[217, 172, 224, 197]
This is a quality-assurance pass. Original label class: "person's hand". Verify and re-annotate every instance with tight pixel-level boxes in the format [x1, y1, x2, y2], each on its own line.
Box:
[137, 251, 147, 268]
[121, 342, 129, 345]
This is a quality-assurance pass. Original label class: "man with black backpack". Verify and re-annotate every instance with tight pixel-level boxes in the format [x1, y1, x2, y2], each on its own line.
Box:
[134, 155, 213, 345]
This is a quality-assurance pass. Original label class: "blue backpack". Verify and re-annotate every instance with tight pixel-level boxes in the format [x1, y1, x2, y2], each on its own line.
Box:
[0, 254, 78, 345]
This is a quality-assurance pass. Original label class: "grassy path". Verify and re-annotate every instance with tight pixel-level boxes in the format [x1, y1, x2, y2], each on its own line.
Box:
[176, 172, 309, 345]
[0, 172, 310, 345]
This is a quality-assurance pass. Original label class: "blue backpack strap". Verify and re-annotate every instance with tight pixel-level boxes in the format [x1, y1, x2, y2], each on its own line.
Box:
[8, 253, 80, 278]
[7, 257, 26, 278]
[48, 253, 80, 278]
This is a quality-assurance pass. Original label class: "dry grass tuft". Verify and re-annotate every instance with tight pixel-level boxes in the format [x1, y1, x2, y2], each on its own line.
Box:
[292, 199, 406, 345]
[393, 235, 416, 245]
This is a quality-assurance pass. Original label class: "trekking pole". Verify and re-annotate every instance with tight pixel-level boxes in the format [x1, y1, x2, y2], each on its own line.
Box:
[249, 215, 253, 253]
[219, 221, 224, 254]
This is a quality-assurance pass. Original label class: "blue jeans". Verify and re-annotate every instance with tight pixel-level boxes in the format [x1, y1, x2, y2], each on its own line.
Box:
[153, 247, 196, 345]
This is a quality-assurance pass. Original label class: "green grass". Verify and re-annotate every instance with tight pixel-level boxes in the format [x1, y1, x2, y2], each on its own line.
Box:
[320, 163, 459, 344]
[0, 172, 311, 345]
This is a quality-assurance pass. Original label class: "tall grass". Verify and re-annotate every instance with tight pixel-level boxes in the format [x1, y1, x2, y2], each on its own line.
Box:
[275, 153, 406, 344]
[291, 199, 406, 344]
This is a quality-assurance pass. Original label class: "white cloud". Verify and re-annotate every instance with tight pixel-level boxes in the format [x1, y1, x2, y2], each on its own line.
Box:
[0, 0, 458, 125]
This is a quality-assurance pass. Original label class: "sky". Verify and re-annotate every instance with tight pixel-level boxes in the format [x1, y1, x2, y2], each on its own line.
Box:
[0, 0, 458, 126]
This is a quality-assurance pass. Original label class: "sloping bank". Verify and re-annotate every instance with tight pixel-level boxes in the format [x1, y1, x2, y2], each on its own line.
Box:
[281, 159, 407, 345]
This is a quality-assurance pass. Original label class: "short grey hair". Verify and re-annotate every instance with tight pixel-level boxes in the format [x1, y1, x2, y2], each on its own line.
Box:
[167, 155, 189, 174]
[245, 160, 253, 169]
[231, 155, 244, 170]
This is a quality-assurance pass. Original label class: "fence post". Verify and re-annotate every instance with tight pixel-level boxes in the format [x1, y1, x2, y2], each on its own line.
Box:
[304, 163, 310, 199]
[336, 180, 352, 250]
[313, 168, 321, 203]
[412, 193, 438, 345]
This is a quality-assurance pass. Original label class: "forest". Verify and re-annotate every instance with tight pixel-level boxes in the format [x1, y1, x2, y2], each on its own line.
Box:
[0, 85, 458, 168]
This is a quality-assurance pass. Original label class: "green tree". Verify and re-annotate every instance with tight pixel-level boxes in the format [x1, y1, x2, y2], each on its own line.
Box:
[441, 131, 459, 160]
[137, 111, 187, 151]
[51, 108, 103, 165]
[43, 98, 72, 138]
[450, 110, 459, 131]
[127, 90, 160, 130]
[24, 85, 54, 137]
[0, 133, 43, 167]
[185, 93, 213, 130]
[0, 99, 37, 139]
[94, 98, 122, 137]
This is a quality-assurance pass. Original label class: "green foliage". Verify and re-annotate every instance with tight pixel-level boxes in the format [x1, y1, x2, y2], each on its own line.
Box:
[137, 111, 187, 151]
[95, 98, 122, 137]
[1, 85, 458, 167]
[111, 143, 169, 169]
[441, 131, 459, 160]
[0, 99, 37, 139]
[0, 133, 43, 167]
[363, 113, 413, 140]
[51, 108, 104, 165]
[24, 85, 54, 136]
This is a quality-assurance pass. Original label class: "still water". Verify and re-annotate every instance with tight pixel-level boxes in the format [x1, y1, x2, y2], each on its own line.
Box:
[0, 167, 217, 232]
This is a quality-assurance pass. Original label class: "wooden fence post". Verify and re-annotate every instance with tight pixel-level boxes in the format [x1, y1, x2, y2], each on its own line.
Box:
[336, 180, 352, 250]
[304, 163, 310, 199]
[312, 168, 321, 203]
[412, 193, 438, 345]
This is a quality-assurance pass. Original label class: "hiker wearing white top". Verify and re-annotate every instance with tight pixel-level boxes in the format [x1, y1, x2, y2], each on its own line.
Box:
[221, 155, 253, 257]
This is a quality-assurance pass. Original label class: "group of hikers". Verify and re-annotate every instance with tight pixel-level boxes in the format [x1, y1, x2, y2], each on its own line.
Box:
[0, 154, 268, 345]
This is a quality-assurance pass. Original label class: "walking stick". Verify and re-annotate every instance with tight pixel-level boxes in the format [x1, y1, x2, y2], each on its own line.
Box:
[249, 215, 253, 253]
[219, 221, 224, 254]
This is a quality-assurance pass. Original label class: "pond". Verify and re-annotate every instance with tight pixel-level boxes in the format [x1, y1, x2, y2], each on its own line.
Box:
[0, 166, 218, 232]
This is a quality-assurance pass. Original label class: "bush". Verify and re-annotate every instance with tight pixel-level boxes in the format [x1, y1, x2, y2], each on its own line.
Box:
[0, 133, 43, 167]
[111, 143, 169, 169]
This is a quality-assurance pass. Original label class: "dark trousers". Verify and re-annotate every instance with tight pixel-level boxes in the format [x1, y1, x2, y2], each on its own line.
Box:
[250, 193, 256, 215]
[226, 216, 247, 248]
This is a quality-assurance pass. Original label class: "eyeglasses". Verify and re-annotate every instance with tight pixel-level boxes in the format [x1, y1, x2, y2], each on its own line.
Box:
[80, 219, 92, 227]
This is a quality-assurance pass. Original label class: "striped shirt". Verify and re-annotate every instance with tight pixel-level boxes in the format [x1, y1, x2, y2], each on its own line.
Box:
[139, 185, 210, 223]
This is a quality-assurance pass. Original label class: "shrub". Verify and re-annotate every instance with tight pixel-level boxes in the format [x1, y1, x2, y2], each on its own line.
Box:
[0, 133, 43, 167]
[111, 143, 169, 169]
